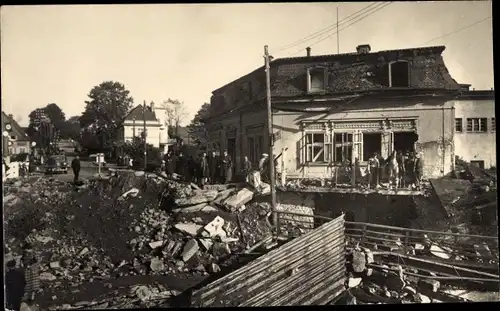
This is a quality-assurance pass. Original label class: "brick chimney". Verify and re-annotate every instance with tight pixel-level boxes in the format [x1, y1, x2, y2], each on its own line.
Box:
[306, 47, 311, 57]
[356, 44, 371, 54]
[150, 101, 155, 111]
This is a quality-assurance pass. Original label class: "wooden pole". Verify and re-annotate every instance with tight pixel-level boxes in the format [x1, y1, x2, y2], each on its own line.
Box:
[143, 100, 147, 171]
[264, 45, 278, 229]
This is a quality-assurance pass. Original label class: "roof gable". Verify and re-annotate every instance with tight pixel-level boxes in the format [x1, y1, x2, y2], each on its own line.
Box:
[1, 111, 28, 139]
[124, 105, 158, 122]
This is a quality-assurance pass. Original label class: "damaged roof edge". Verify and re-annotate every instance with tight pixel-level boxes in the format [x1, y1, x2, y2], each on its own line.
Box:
[212, 45, 446, 95]
[457, 90, 495, 100]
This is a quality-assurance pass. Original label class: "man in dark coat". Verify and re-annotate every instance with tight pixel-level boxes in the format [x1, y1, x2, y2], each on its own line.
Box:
[221, 150, 233, 184]
[198, 152, 209, 185]
[71, 156, 81, 183]
[5, 259, 25, 311]
[176, 152, 186, 181]
[207, 150, 219, 184]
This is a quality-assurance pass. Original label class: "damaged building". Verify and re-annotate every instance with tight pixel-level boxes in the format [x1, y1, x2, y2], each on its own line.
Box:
[207, 44, 492, 182]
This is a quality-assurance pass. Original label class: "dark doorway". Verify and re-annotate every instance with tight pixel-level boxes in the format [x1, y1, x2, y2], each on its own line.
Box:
[470, 160, 485, 169]
[227, 138, 236, 175]
[363, 133, 382, 161]
[393, 132, 418, 154]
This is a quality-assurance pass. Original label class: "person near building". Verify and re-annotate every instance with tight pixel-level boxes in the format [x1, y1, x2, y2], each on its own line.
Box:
[413, 152, 423, 189]
[258, 153, 269, 182]
[387, 150, 400, 189]
[71, 155, 81, 183]
[176, 152, 187, 181]
[396, 150, 406, 188]
[376, 152, 385, 184]
[221, 150, 233, 184]
[367, 152, 380, 189]
[207, 150, 219, 184]
[242, 156, 253, 181]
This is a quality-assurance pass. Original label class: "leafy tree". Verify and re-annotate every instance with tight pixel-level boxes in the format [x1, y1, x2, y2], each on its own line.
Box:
[44, 103, 66, 128]
[60, 116, 82, 140]
[187, 102, 210, 147]
[122, 136, 162, 171]
[79, 81, 134, 152]
[162, 98, 188, 135]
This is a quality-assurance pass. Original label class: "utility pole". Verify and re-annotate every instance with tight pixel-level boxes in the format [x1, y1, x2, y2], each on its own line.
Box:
[143, 100, 147, 171]
[264, 45, 278, 230]
[337, 5, 340, 54]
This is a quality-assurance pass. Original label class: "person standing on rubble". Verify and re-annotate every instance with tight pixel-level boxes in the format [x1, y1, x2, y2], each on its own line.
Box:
[198, 152, 209, 185]
[207, 150, 218, 184]
[21, 243, 40, 306]
[165, 151, 175, 178]
[367, 152, 380, 189]
[259, 153, 269, 182]
[176, 152, 186, 181]
[71, 155, 81, 183]
[221, 150, 233, 184]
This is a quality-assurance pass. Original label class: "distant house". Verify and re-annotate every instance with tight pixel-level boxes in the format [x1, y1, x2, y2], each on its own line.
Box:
[1, 111, 31, 155]
[116, 102, 173, 154]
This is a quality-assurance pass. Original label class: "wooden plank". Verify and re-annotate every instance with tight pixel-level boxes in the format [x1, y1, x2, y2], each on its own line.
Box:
[191, 215, 346, 307]
[278, 185, 423, 196]
[195, 216, 344, 297]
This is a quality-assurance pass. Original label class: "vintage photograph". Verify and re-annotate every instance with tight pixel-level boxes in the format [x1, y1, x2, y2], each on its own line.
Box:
[1, 1, 497, 309]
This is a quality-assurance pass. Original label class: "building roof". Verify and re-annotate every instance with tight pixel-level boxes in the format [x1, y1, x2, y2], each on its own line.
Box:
[456, 90, 495, 100]
[124, 105, 158, 122]
[212, 45, 447, 95]
[1, 111, 29, 140]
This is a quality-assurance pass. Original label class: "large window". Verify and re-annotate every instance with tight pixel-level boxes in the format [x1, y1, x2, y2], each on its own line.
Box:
[334, 133, 353, 163]
[455, 118, 463, 132]
[362, 133, 382, 161]
[305, 133, 331, 163]
[466, 118, 487, 133]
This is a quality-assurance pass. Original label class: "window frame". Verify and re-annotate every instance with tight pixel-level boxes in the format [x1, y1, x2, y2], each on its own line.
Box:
[307, 66, 328, 94]
[492, 117, 496, 132]
[466, 118, 488, 133]
[455, 118, 463, 133]
[388, 60, 410, 88]
[304, 131, 331, 163]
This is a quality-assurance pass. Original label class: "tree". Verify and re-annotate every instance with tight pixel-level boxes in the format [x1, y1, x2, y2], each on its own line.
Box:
[162, 98, 188, 135]
[187, 102, 211, 147]
[60, 116, 82, 140]
[44, 103, 66, 129]
[79, 81, 134, 152]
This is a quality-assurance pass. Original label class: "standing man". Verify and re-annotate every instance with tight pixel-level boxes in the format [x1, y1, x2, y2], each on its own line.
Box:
[367, 152, 380, 189]
[198, 152, 209, 185]
[414, 152, 423, 189]
[207, 150, 218, 185]
[71, 155, 81, 183]
[222, 150, 233, 184]
[242, 155, 253, 180]
[21, 243, 40, 307]
[258, 153, 269, 182]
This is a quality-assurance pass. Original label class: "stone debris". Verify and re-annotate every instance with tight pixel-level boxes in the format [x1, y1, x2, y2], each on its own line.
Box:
[174, 223, 203, 237]
[222, 188, 254, 212]
[181, 239, 199, 262]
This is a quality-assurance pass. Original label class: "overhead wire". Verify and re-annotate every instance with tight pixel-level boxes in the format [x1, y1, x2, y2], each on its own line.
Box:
[271, 2, 380, 55]
[421, 16, 492, 45]
[286, 2, 393, 57]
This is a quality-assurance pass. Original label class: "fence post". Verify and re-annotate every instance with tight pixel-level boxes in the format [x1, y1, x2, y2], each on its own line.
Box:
[361, 224, 367, 244]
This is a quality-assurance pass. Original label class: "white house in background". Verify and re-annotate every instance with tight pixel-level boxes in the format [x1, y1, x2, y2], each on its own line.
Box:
[453, 88, 496, 169]
[117, 102, 173, 154]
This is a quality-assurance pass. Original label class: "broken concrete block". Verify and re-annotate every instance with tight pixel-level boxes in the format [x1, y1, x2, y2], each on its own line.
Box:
[203, 216, 226, 238]
[198, 238, 213, 251]
[40, 272, 57, 281]
[172, 203, 207, 214]
[174, 190, 219, 207]
[213, 189, 236, 206]
[418, 279, 440, 293]
[429, 244, 451, 259]
[49, 261, 60, 269]
[148, 240, 164, 249]
[348, 277, 362, 288]
[181, 239, 199, 262]
[150, 257, 165, 272]
[209, 263, 221, 274]
[201, 205, 219, 213]
[174, 223, 203, 237]
[223, 188, 254, 212]
[78, 247, 89, 257]
[351, 250, 366, 273]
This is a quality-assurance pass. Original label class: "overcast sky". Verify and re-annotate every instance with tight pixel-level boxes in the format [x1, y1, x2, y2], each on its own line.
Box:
[1, 2, 493, 126]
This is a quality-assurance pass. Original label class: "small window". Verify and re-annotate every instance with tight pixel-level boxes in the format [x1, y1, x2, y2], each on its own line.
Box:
[389, 61, 410, 87]
[307, 67, 327, 93]
[466, 118, 487, 133]
[305, 132, 328, 162]
[10, 135, 16, 140]
[455, 118, 463, 132]
[492, 118, 496, 132]
[334, 133, 353, 163]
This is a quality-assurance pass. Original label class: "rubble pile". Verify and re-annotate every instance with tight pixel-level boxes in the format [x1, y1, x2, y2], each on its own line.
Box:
[4, 170, 279, 308]
[344, 247, 469, 304]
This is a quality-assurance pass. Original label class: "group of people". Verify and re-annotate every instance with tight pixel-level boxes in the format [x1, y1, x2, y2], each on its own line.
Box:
[161, 149, 273, 186]
[367, 150, 423, 189]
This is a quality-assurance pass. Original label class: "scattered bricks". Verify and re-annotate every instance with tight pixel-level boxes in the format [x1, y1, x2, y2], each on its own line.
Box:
[150, 257, 165, 273]
[352, 250, 367, 273]
[202, 216, 226, 238]
[418, 279, 440, 293]
[181, 239, 199, 262]
[174, 223, 203, 237]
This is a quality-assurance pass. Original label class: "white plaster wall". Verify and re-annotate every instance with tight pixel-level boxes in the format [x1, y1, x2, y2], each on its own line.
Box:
[123, 124, 161, 148]
[453, 99, 496, 168]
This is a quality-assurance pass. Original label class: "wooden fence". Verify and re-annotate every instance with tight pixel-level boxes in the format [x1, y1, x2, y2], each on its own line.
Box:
[190, 214, 346, 307]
